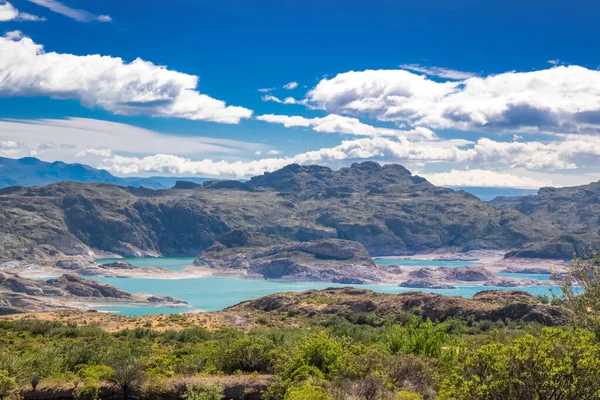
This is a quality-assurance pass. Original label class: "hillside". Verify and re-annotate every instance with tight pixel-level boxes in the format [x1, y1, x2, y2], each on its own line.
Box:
[491, 182, 600, 258]
[0, 162, 561, 264]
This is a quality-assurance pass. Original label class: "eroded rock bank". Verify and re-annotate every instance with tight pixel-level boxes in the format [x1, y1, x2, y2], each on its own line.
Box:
[0, 272, 187, 314]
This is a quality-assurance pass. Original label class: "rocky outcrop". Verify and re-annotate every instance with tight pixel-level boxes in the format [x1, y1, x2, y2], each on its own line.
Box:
[194, 239, 384, 283]
[491, 182, 600, 259]
[228, 287, 567, 326]
[46, 275, 133, 298]
[399, 279, 457, 289]
[0, 162, 562, 263]
[504, 234, 600, 260]
[0, 272, 187, 314]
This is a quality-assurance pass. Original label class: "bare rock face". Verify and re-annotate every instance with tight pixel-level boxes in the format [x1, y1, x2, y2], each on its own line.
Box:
[195, 238, 384, 283]
[46, 275, 133, 298]
[0, 272, 188, 313]
[0, 162, 563, 263]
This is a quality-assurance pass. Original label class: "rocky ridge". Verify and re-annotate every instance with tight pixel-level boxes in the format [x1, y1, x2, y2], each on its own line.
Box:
[0, 272, 187, 314]
[0, 162, 562, 266]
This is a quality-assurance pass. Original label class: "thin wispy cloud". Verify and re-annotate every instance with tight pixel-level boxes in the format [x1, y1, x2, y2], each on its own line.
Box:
[400, 63, 478, 80]
[283, 81, 298, 90]
[26, 0, 111, 22]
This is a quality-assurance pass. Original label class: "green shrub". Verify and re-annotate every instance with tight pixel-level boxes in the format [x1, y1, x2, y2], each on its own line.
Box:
[0, 370, 17, 400]
[284, 383, 331, 400]
[439, 327, 600, 400]
[181, 383, 224, 400]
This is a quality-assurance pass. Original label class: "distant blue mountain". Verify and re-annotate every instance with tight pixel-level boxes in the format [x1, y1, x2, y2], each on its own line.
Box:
[452, 186, 538, 201]
[0, 157, 209, 190]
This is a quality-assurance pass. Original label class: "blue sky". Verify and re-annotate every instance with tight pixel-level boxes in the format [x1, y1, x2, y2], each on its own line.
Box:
[1, 0, 600, 188]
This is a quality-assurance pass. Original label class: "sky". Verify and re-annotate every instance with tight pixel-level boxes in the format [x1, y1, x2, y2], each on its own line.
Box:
[1, 0, 600, 188]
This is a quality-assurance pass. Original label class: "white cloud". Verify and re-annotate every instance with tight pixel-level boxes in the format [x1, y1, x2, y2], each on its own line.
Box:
[258, 87, 275, 93]
[0, 117, 267, 163]
[261, 95, 283, 103]
[399, 64, 478, 80]
[283, 81, 299, 90]
[257, 114, 438, 140]
[95, 131, 600, 182]
[26, 0, 110, 22]
[0, 32, 252, 123]
[76, 148, 113, 158]
[0, 1, 44, 21]
[267, 149, 281, 155]
[306, 66, 600, 135]
[261, 95, 305, 105]
[421, 169, 553, 189]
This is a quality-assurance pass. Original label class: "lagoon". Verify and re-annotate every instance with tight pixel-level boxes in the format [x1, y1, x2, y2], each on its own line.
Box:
[373, 258, 480, 268]
[90, 275, 557, 316]
[88, 257, 558, 316]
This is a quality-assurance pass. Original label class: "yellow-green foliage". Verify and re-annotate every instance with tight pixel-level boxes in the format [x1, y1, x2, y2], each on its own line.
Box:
[284, 383, 332, 400]
[439, 327, 600, 400]
[397, 391, 423, 400]
[0, 370, 17, 400]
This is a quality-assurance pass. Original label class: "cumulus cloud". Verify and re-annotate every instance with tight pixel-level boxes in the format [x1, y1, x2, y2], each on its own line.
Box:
[0, 32, 252, 123]
[283, 81, 299, 90]
[76, 148, 113, 158]
[399, 64, 478, 80]
[306, 66, 600, 134]
[0, 1, 44, 21]
[95, 131, 600, 181]
[261, 95, 304, 105]
[421, 169, 553, 189]
[26, 0, 110, 22]
[257, 114, 438, 140]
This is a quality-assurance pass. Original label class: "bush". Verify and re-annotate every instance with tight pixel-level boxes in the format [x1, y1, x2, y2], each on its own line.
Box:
[74, 381, 100, 400]
[181, 383, 224, 400]
[439, 327, 600, 400]
[0, 370, 17, 400]
[397, 391, 422, 400]
[284, 383, 331, 400]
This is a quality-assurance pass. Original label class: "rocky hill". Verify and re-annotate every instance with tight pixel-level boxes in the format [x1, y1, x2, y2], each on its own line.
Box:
[0, 272, 187, 314]
[194, 238, 384, 283]
[0, 162, 561, 264]
[227, 287, 567, 326]
[491, 182, 600, 258]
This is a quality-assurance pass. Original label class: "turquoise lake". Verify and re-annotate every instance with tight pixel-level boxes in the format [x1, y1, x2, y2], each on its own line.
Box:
[372, 258, 480, 267]
[88, 257, 558, 316]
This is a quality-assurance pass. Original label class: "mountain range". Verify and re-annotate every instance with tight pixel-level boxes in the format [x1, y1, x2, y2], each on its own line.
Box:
[0, 156, 535, 200]
[0, 160, 587, 265]
[0, 157, 209, 190]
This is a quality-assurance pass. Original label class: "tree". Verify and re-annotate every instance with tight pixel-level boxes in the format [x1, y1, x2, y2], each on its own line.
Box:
[107, 348, 145, 400]
[0, 370, 17, 400]
[438, 327, 600, 400]
[558, 250, 600, 335]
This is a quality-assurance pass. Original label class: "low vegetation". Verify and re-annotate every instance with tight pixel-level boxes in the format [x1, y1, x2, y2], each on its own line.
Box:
[1, 253, 600, 399]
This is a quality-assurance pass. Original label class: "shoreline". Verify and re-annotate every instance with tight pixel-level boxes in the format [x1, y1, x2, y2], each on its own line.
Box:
[2, 250, 570, 288]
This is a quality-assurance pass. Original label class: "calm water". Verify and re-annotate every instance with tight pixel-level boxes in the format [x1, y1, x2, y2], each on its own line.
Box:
[373, 258, 480, 268]
[94, 257, 196, 271]
[88, 257, 559, 316]
[496, 272, 553, 281]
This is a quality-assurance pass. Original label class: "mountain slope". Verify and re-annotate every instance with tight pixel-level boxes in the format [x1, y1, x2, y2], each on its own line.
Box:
[0, 162, 560, 262]
[491, 182, 600, 258]
[0, 157, 209, 190]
